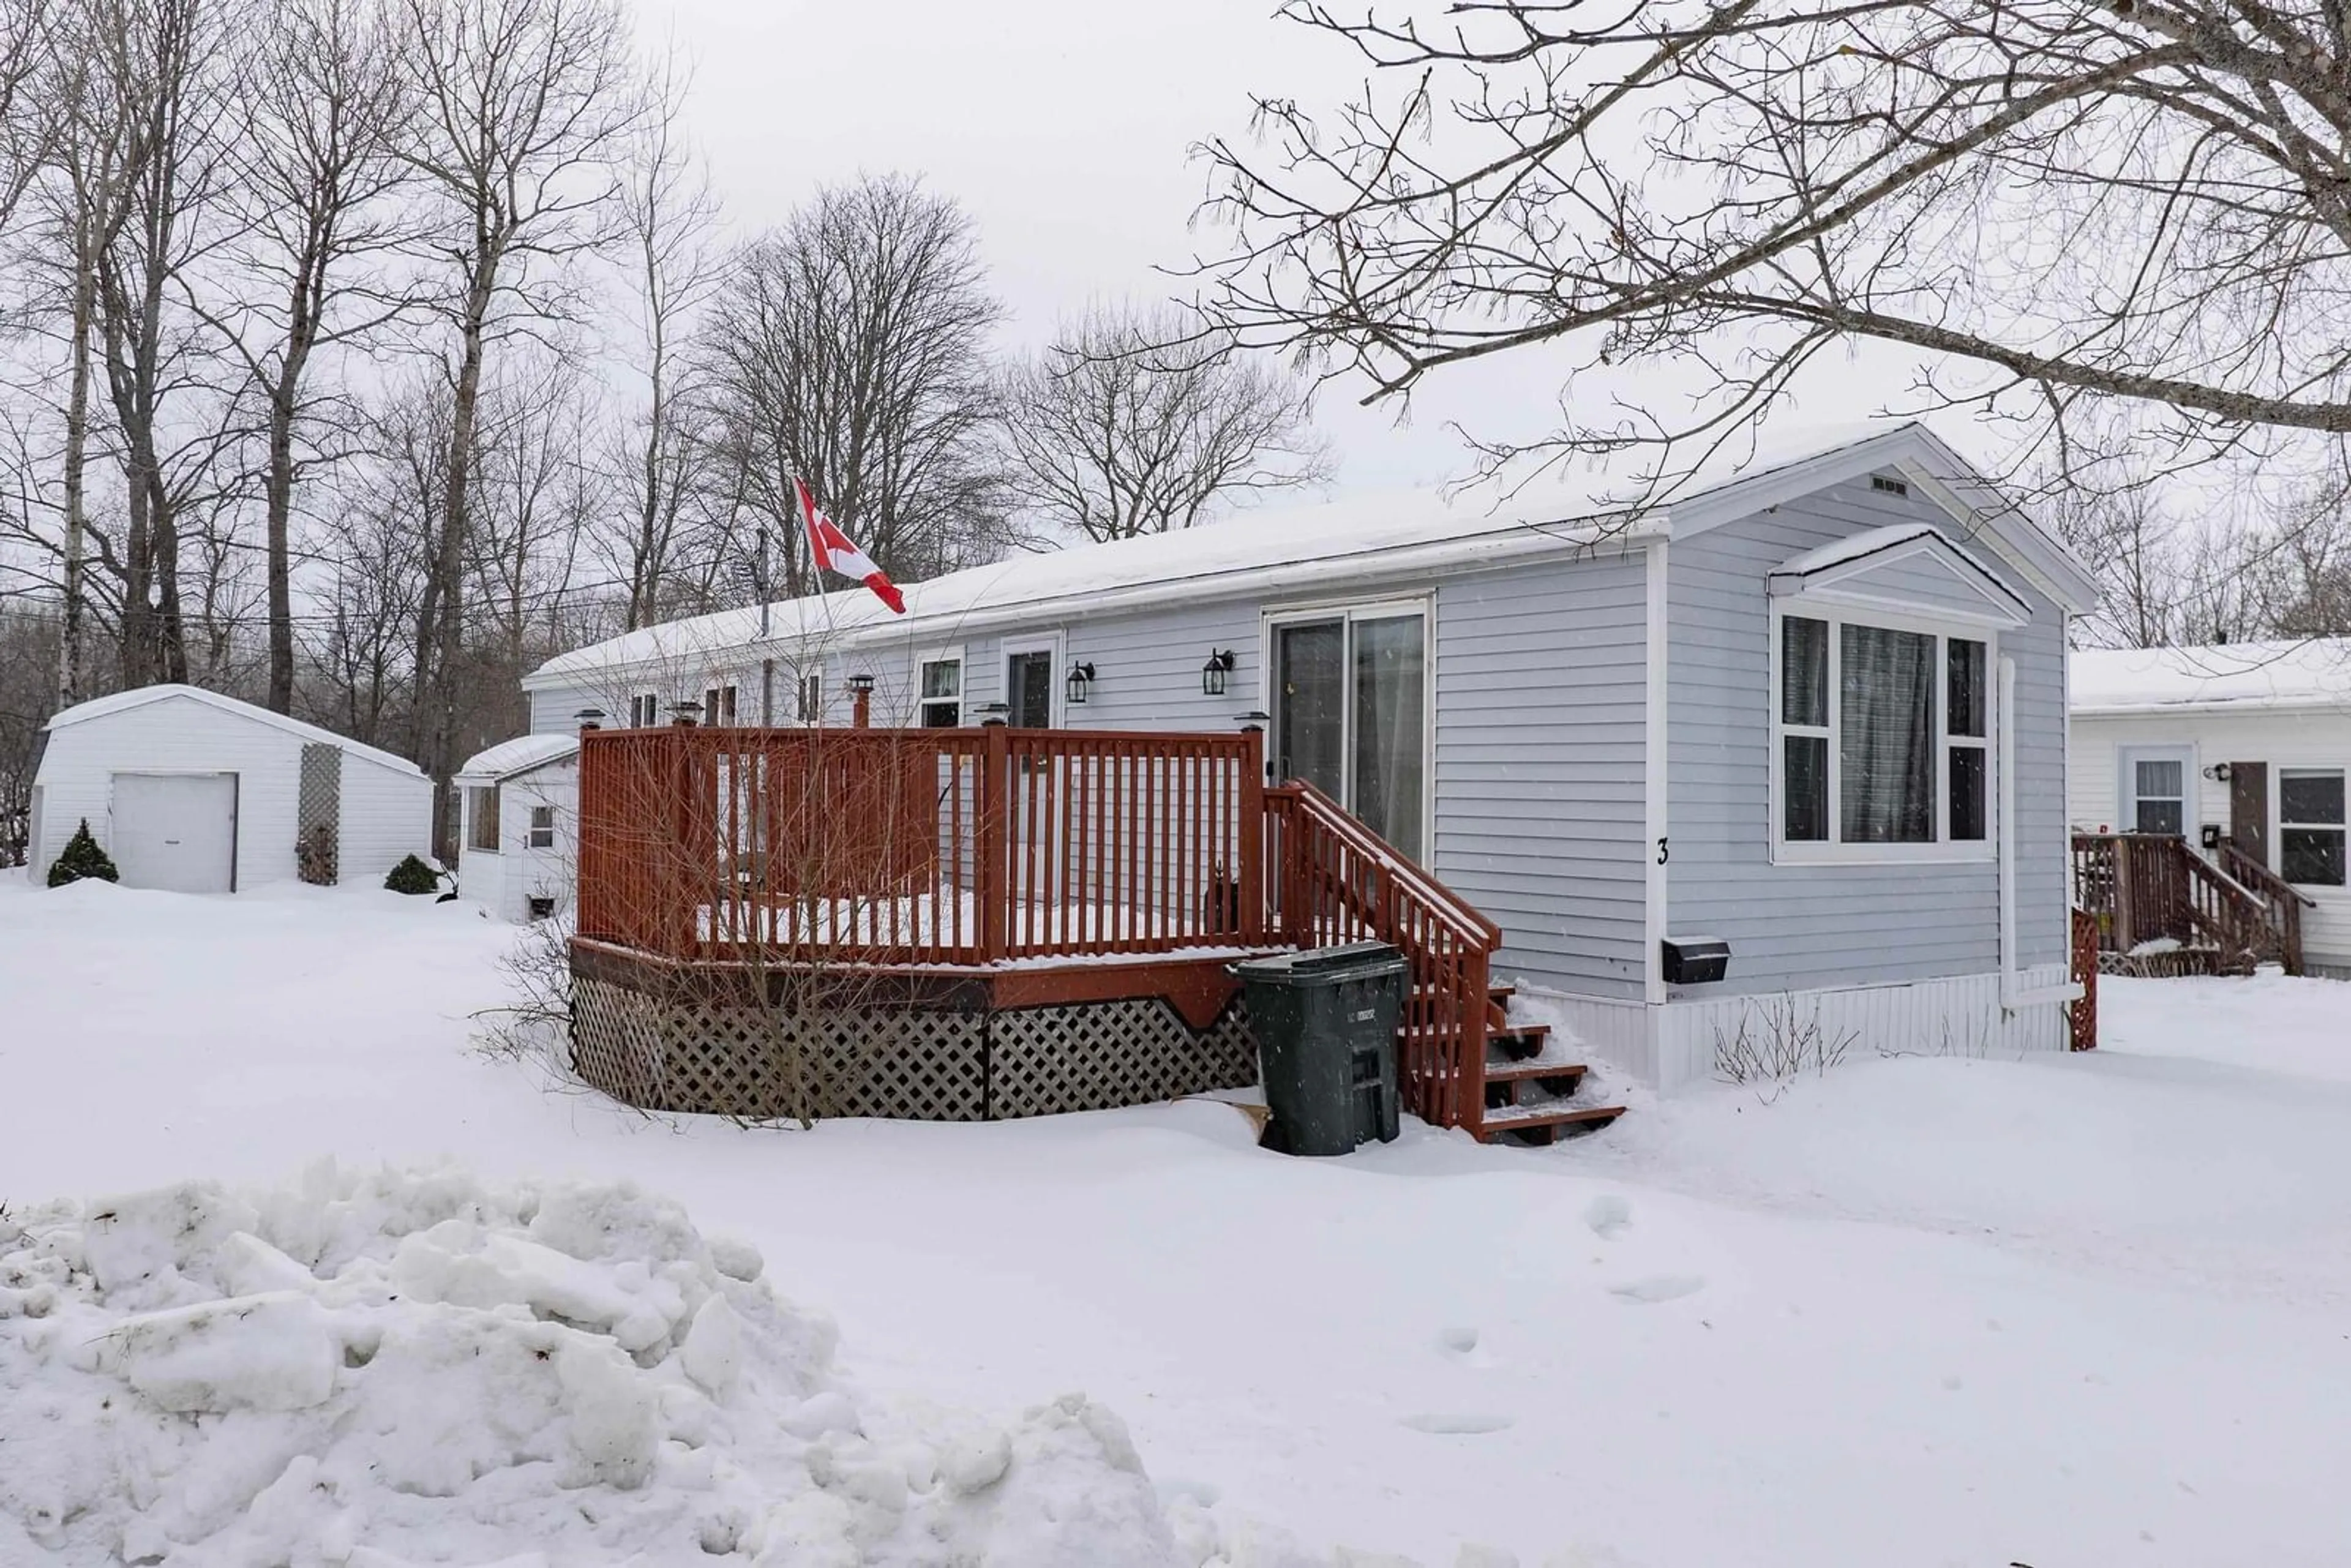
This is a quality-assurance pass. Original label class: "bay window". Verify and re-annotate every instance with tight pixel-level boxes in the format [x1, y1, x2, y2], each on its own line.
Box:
[1775, 608, 1993, 860]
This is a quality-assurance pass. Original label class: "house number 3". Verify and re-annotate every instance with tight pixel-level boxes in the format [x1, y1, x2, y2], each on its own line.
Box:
[1656, 837, 1669, 865]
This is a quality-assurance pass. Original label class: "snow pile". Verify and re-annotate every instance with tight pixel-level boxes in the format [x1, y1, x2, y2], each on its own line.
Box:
[0, 1165, 1190, 1567]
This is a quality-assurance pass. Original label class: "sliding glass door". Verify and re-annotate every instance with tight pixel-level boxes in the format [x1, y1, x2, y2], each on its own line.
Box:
[1272, 607, 1428, 858]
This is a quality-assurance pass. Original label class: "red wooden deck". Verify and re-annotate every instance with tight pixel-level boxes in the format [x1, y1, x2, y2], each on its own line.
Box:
[572, 724, 1608, 1138]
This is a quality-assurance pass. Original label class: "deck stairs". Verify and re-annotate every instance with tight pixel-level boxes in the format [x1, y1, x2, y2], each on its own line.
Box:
[1409, 979, 1628, 1144]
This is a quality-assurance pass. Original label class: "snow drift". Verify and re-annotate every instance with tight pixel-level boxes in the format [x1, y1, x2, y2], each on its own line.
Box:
[0, 1165, 1193, 1567]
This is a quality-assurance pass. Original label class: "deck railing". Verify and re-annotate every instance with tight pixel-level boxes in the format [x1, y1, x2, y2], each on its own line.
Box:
[1264, 781, 1502, 1131]
[576, 724, 1509, 1132]
[2069, 831, 2305, 973]
[577, 724, 1265, 966]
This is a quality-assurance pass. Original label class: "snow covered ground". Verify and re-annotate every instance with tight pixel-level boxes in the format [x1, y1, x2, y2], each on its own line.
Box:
[4, 872, 2350, 1565]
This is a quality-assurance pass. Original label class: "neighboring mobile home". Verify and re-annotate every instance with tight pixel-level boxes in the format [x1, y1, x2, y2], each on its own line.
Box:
[29, 685, 431, 895]
[525, 422, 2098, 1092]
[2070, 639, 2350, 976]
[454, 733, 581, 923]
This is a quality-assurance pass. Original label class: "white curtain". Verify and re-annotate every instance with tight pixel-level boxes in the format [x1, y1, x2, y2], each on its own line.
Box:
[1840, 625, 1935, 842]
[1352, 615, 1425, 858]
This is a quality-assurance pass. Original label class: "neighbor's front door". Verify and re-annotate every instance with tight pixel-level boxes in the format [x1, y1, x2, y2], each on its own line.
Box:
[1271, 607, 1428, 859]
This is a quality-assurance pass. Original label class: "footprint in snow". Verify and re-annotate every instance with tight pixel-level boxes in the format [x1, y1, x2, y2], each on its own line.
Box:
[1608, 1274, 1706, 1305]
[1400, 1411, 1516, 1435]
[1584, 1193, 1632, 1239]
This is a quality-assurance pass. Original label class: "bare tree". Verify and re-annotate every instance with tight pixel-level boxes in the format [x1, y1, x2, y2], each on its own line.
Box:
[91, 0, 240, 688]
[218, 0, 414, 713]
[397, 0, 642, 850]
[601, 54, 718, 631]
[0, 0, 50, 242]
[1000, 302, 1330, 543]
[698, 175, 1011, 596]
[1201, 2, 2351, 497]
[36, 0, 147, 706]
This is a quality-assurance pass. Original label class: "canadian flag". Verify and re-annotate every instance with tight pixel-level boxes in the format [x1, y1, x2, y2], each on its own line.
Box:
[795, 477, 906, 614]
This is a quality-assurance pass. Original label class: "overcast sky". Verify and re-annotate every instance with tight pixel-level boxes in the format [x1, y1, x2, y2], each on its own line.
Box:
[640, 0, 1928, 500]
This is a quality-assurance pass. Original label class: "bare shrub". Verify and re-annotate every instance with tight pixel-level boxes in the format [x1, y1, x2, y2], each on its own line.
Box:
[1713, 994, 1856, 1102]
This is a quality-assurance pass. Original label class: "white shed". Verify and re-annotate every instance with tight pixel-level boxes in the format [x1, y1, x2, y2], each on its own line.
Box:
[454, 733, 580, 923]
[29, 685, 433, 895]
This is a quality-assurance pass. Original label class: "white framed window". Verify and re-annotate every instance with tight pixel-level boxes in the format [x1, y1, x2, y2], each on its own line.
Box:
[2120, 748, 2193, 837]
[918, 650, 964, 728]
[703, 684, 738, 726]
[629, 692, 661, 728]
[1770, 603, 1995, 863]
[527, 805, 555, 850]
[795, 670, 823, 725]
[2280, 768, 2346, 887]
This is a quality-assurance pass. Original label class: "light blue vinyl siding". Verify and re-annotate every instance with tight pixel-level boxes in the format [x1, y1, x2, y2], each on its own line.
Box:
[1433, 552, 1650, 998]
[1830, 548, 2019, 619]
[1667, 478, 2069, 997]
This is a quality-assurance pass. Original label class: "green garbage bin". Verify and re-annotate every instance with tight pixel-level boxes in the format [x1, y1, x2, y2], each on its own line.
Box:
[1231, 942, 1408, 1155]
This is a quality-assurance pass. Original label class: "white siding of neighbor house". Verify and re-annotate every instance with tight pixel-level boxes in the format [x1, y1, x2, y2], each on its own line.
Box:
[30, 692, 427, 892]
[2069, 708, 2351, 974]
[460, 763, 581, 924]
[1667, 476, 2072, 998]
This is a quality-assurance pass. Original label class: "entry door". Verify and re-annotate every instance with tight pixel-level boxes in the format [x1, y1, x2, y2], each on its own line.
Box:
[1003, 637, 1059, 729]
[111, 773, 237, 893]
[1272, 609, 1428, 858]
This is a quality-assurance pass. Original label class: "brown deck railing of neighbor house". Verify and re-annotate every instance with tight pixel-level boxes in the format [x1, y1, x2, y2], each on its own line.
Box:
[575, 724, 1506, 1130]
[2070, 831, 2307, 974]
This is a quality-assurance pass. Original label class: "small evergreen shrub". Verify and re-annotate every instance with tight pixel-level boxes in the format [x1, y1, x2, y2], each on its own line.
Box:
[383, 853, 441, 896]
[47, 820, 119, 888]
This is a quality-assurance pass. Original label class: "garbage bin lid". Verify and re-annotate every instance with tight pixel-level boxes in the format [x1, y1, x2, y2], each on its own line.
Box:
[1231, 940, 1407, 983]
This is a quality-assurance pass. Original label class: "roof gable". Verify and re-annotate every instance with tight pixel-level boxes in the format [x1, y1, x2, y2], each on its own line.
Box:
[1768, 523, 2031, 628]
[44, 685, 423, 777]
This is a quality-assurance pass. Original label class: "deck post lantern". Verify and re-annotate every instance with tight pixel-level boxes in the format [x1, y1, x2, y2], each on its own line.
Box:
[978, 702, 1010, 727]
[667, 699, 702, 728]
[1065, 661, 1095, 705]
[1201, 650, 1235, 697]
[847, 673, 876, 729]
[573, 707, 605, 733]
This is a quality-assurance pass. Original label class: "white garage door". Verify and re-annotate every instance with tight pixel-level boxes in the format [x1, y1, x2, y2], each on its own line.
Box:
[112, 773, 238, 894]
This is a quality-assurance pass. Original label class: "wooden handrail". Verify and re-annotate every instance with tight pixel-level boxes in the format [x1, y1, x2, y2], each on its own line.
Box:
[1264, 778, 1502, 1133]
[2071, 831, 2305, 974]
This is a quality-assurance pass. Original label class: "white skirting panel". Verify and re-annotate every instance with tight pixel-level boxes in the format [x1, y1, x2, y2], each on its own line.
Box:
[1525, 966, 2073, 1094]
[1508, 988, 1658, 1085]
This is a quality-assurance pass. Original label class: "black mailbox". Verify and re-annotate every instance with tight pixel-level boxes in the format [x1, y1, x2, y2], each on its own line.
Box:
[1662, 936, 1731, 985]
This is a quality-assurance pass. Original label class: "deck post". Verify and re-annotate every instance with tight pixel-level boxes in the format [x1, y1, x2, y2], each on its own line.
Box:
[1238, 727, 1265, 944]
[978, 722, 1009, 962]
[2112, 837, 2137, 953]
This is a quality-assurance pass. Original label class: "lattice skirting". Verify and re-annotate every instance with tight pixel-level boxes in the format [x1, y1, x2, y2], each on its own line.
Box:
[2096, 947, 2251, 979]
[570, 974, 1255, 1122]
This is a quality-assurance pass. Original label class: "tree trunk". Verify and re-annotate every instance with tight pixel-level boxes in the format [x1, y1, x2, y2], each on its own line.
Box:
[58, 224, 94, 710]
[422, 260, 497, 857]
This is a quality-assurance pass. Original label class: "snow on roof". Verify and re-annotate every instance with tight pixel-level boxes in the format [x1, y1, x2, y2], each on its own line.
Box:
[44, 684, 424, 776]
[456, 732, 580, 781]
[530, 420, 1948, 686]
[2071, 639, 2351, 715]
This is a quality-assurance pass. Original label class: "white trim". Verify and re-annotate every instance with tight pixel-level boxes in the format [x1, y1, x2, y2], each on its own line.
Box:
[1767, 530, 2031, 628]
[1000, 631, 1066, 729]
[1768, 598, 2000, 866]
[1259, 594, 1437, 860]
[1643, 538, 1670, 1005]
